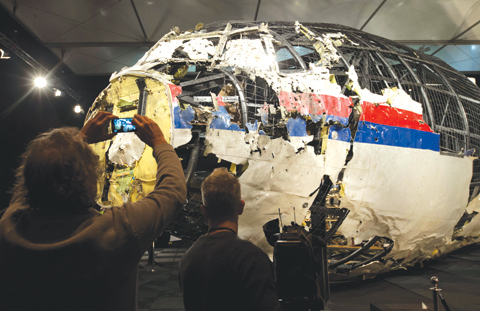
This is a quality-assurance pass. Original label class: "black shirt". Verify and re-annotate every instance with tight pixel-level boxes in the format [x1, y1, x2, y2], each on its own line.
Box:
[179, 231, 281, 311]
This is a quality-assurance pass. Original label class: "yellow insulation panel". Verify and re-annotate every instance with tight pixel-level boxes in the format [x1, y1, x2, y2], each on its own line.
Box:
[89, 75, 172, 205]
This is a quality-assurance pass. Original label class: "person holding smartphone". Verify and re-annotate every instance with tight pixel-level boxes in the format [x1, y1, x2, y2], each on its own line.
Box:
[0, 111, 186, 311]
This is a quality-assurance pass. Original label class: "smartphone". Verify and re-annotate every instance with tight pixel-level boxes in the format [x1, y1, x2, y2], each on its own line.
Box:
[111, 118, 136, 133]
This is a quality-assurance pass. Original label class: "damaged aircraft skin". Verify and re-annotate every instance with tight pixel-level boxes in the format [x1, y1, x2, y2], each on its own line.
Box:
[85, 21, 480, 279]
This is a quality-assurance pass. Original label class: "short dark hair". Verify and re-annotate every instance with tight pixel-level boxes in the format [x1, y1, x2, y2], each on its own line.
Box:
[10, 127, 100, 212]
[201, 167, 241, 222]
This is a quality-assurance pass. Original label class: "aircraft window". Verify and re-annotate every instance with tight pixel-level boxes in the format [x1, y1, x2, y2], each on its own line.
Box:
[294, 46, 315, 55]
[275, 47, 293, 62]
[292, 46, 319, 65]
[273, 45, 303, 71]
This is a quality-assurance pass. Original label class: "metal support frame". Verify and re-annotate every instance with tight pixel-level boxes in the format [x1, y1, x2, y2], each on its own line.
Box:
[374, 40, 438, 129]
[367, 52, 392, 89]
[220, 68, 248, 128]
[432, 65, 470, 149]
[440, 98, 451, 127]
[0, 31, 81, 102]
[135, 77, 148, 116]
[362, 49, 370, 88]
[254, 0, 262, 21]
[185, 131, 201, 186]
[347, 33, 405, 91]
[329, 236, 380, 269]
[360, 0, 387, 31]
[322, 208, 350, 242]
[130, 0, 149, 42]
[336, 48, 365, 94]
[351, 242, 393, 270]
[44, 41, 154, 48]
[434, 125, 480, 140]
[179, 73, 225, 87]
[402, 61, 436, 126]
[329, 45, 355, 92]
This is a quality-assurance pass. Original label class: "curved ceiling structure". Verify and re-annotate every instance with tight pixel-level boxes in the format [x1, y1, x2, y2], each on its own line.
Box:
[3, 0, 480, 75]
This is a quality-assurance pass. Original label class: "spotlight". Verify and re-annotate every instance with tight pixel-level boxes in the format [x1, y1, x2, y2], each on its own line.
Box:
[74, 104, 83, 113]
[54, 89, 62, 97]
[0, 49, 10, 59]
[35, 77, 47, 88]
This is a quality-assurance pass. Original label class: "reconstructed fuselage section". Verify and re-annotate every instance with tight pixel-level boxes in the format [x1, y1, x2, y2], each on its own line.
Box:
[86, 21, 480, 278]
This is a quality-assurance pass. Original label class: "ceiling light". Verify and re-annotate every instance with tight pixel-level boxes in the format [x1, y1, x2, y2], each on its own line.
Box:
[34, 77, 47, 88]
[74, 104, 82, 113]
[54, 89, 62, 97]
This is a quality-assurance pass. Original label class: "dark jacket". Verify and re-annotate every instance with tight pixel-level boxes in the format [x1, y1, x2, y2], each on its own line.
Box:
[179, 231, 282, 311]
[0, 143, 186, 311]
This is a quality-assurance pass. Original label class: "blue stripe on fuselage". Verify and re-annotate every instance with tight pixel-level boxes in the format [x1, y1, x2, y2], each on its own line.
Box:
[328, 121, 440, 151]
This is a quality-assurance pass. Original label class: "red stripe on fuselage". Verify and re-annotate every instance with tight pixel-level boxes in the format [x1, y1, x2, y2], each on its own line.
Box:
[278, 91, 351, 117]
[361, 102, 433, 132]
[169, 84, 182, 98]
[277, 91, 433, 133]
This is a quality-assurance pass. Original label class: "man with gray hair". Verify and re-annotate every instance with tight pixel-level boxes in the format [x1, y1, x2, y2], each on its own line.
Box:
[179, 167, 281, 311]
[0, 111, 186, 311]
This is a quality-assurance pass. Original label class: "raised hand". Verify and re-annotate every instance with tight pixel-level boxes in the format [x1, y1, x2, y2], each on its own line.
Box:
[80, 111, 118, 144]
[132, 114, 167, 147]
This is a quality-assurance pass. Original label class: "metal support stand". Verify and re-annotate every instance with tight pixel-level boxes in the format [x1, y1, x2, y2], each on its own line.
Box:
[147, 242, 156, 272]
[430, 276, 451, 311]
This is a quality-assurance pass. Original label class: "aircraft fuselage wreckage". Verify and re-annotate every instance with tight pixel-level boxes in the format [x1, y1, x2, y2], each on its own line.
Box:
[86, 21, 480, 278]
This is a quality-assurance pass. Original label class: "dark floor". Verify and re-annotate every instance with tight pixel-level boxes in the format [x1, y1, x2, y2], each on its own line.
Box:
[137, 239, 189, 311]
[138, 242, 480, 311]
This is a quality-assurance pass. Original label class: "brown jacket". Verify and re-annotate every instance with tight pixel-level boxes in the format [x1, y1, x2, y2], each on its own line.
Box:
[0, 143, 186, 311]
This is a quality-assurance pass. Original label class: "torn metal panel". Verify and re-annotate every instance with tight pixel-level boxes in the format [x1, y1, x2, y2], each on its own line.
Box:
[295, 22, 355, 68]
[210, 106, 243, 131]
[238, 137, 325, 248]
[466, 193, 480, 214]
[142, 40, 184, 63]
[108, 133, 145, 166]
[182, 38, 216, 60]
[221, 39, 274, 72]
[286, 117, 308, 136]
[173, 105, 195, 129]
[204, 129, 250, 165]
[457, 194, 480, 237]
[339, 143, 473, 261]
[289, 136, 313, 151]
[204, 129, 349, 251]
[169, 83, 193, 148]
[323, 139, 351, 183]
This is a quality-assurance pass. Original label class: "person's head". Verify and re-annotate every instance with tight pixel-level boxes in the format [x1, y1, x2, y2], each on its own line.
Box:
[11, 127, 100, 213]
[201, 167, 244, 223]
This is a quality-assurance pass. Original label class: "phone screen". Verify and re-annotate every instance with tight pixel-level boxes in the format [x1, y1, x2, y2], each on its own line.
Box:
[112, 118, 136, 133]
